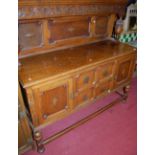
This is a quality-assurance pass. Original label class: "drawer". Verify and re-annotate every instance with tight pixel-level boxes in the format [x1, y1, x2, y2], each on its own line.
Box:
[75, 70, 95, 91]
[96, 62, 114, 82]
[95, 80, 112, 98]
[48, 17, 90, 43]
[74, 88, 94, 107]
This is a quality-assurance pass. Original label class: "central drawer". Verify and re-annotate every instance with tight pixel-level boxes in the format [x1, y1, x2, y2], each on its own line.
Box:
[74, 87, 94, 107]
[75, 69, 95, 91]
[96, 62, 114, 83]
[95, 80, 113, 98]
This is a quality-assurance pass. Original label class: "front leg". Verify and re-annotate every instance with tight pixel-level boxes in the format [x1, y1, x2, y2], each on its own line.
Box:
[34, 131, 45, 153]
[123, 85, 130, 101]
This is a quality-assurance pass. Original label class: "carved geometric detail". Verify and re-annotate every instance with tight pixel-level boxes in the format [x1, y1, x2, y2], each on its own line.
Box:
[19, 5, 125, 20]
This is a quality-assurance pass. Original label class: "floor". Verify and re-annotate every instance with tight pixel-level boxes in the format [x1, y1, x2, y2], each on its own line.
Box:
[23, 77, 137, 155]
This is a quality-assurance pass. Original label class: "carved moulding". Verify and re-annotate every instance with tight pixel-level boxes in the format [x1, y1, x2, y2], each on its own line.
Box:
[19, 5, 125, 20]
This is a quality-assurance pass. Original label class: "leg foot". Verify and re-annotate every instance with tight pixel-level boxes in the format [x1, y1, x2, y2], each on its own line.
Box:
[34, 131, 45, 153]
[123, 85, 130, 102]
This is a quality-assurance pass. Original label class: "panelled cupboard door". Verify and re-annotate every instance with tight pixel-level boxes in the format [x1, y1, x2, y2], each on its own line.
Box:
[114, 54, 136, 87]
[32, 79, 72, 125]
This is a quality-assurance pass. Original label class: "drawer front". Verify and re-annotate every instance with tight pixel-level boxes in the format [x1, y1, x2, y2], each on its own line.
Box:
[97, 62, 114, 82]
[75, 70, 95, 91]
[95, 80, 112, 98]
[74, 88, 94, 107]
[19, 21, 43, 51]
[48, 17, 90, 43]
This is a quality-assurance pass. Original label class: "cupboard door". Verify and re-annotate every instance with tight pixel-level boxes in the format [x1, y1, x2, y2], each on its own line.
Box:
[33, 79, 72, 124]
[41, 85, 68, 118]
[115, 55, 135, 87]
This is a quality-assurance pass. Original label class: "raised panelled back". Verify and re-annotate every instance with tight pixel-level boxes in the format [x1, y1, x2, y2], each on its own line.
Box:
[48, 17, 90, 43]
[19, 21, 43, 51]
[95, 16, 108, 36]
[18, 14, 117, 58]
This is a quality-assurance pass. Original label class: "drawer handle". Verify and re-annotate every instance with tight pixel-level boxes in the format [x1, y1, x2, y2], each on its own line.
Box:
[83, 76, 89, 84]
[108, 89, 111, 93]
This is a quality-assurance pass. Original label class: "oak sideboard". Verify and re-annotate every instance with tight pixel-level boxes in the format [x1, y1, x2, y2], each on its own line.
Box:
[18, 0, 136, 153]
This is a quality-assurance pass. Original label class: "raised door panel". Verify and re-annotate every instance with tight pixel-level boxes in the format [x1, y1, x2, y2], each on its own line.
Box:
[48, 17, 90, 43]
[19, 21, 43, 51]
[115, 55, 135, 87]
[41, 85, 68, 118]
[33, 79, 72, 125]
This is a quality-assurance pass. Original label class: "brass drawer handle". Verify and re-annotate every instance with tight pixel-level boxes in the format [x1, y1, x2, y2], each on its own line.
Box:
[108, 89, 111, 93]
[83, 76, 89, 84]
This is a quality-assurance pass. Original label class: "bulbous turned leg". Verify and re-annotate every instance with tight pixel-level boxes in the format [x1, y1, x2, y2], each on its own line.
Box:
[123, 85, 130, 101]
[34, 131, 45, 153]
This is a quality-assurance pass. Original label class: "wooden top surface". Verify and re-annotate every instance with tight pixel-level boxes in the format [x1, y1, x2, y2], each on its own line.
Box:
[19, 0, 127, 6]
[19, 40, 135, 88]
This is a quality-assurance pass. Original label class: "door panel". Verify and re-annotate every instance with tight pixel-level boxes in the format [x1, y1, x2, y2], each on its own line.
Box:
[41, 85, 68, 119]
[33, 79, 72, 124]
[115, 55, 135, 87]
